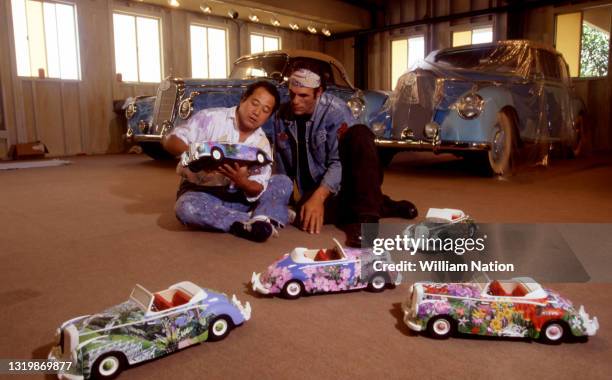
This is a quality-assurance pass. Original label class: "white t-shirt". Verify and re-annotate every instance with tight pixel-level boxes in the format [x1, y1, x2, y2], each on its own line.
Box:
[169, 106, 272, 202]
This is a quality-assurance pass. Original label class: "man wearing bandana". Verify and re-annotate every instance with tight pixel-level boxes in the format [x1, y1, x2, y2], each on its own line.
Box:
[273, 66, 418, 247]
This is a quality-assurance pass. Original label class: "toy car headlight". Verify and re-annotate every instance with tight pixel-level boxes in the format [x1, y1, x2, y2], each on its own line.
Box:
[347, 97, 365, 119]
[125, 102, 137, 120]
[456, 93, 484, 119]
[178, 99, 193, 120]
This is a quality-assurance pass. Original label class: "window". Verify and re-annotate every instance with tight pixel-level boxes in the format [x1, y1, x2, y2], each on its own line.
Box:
[555, 7, 611, 77]
[190, 24, 227, 79]
[391, 36, 425, 89]
[10, 0, 81, 80]
[250, 33, 280, 54]
[112, 12, 162, 83]
[452, 26, 493, 47]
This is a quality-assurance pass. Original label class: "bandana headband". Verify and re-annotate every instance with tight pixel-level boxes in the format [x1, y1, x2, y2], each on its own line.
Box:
[289, 68, 321, 88]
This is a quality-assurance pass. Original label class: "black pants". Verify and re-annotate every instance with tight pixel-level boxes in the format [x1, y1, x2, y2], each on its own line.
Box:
[295, 124, 384, 225]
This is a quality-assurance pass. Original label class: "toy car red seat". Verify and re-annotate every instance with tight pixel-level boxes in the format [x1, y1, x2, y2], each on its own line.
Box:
[489, 280, 509, 296]
[315, 249, 330, 261]
[153, 294, 173, 311]
[511, 284, 529, 297]
[172, 290, 192, 306]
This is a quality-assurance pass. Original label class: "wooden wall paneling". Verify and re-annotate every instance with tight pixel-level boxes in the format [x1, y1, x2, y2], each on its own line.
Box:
[61, 82, 83, 155]
[34, 81, 65, 155]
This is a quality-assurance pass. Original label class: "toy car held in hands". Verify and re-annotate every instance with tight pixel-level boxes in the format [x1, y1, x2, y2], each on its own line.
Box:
[48, 281, 251, 379]
[180, 142, 272, 172]
[251, 238, 402, 299]
[403, 275, 599, 343]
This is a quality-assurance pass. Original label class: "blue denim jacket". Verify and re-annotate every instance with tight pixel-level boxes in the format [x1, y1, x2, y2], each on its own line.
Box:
[272, 92, 356, 195]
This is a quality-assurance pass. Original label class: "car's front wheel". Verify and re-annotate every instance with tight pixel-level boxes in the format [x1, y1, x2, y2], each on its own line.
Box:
[427, 316, 455, 339]
[367, 272, 388, 292]
[211, 147, 224, 161]
[282, 280, 304, 299]
[540, 321, 567, 344]
[486, 111, 517, 175]
[208, 315, 233, 341]
[256, 152, 266, 164]
[91, 352, 126, 380]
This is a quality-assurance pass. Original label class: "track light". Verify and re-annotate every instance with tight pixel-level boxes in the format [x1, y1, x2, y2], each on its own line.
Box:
[321, 27, 331, 37]
[227, 9, 238, 19]
[289, 23, 299, 30]
[307, 25, 317, 34]
[271, 17, 280, 27]
[249, 14, 259, 22]
[200, 3, 212, 13]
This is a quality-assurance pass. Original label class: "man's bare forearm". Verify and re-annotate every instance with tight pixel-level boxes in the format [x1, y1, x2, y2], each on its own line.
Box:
[162, 135, 188, 156]
[235, 178, 264, 198]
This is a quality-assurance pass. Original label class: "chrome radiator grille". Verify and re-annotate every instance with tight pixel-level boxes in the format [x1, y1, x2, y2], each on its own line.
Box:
[392, 72, 436, 140]
[152, 81, 178, 134]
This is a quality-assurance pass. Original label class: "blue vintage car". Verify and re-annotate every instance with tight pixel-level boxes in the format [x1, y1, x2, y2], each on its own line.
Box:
[48, 281, 251, 379]
[251, 238, 402, 299]
[124, 50, 389, 159]
[373, 40, 586, 174]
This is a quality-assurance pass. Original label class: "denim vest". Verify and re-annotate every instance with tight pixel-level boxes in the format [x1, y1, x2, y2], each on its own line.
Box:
[272, 92, 356, 195]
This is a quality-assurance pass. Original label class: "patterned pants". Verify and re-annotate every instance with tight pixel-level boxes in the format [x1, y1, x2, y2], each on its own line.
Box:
[175, 175, 293, 232]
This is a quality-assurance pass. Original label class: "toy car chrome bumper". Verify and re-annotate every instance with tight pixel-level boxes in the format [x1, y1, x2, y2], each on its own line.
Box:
[402, 301, 423, 331]
[375, 137, 491, 153]
[232, 294, 252, 321]
[579, 305, 599, 336]
[47, 347, 82, 380]
[251, 272, 270, 294]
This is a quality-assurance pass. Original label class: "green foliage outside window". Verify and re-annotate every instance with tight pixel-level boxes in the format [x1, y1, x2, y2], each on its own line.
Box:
[580, 23, 610, 77]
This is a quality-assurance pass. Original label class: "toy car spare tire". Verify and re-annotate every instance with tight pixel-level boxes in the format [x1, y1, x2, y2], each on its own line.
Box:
[256, 152, 266, 164]
[208, 315, 232, 341]
[367, 272, 388, 292]
[91, 352, 126, 380]
[282, 280, 304, 299]
[487, 111, 516, 176]
[540, 321, 566, 344]
[211, 147, 224, 161]
[427, 316, 455, 339]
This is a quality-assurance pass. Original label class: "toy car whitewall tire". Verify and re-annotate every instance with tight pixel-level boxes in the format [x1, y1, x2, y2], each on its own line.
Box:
[540, 321, 566, 344]
[427, 316, 455, 339]
[211, 147, 224, 161]
[282, 280, 304, 299]
[367, 273, 388, 292]
[208, 316, 232, 341]
[91, 352, 125, 380]
[487, 111, 516, 175]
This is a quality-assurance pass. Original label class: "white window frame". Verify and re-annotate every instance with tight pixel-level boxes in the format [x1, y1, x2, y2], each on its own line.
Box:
[390, 34, 425, 90]
[249, 32, 281, 54]
[189, 23, 229, 79]
[10, 0, 82, 81]
[111, 10, 163, 84]
[451, 24, 494, 47]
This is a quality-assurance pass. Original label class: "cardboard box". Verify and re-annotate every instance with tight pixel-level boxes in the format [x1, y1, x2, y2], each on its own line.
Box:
[8, 141, 49, 160]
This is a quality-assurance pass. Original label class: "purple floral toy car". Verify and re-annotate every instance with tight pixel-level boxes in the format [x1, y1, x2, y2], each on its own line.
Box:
[251, 239, 402, 299]
[48, 281, 251, 379]
[403, 275, 598, 344]
[180, 141, 272, 172]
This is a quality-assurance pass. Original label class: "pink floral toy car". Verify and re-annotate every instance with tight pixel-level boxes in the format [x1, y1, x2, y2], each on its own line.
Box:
[180, 141, 272, 172]
[251, 239, 402, 299]
[403, 275, 599, 344]
[48, 281, 251, 379]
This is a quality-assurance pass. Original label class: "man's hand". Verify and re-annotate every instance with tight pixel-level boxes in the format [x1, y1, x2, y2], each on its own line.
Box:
[300, 186, 331, 234]
[218, 162, 263, 198]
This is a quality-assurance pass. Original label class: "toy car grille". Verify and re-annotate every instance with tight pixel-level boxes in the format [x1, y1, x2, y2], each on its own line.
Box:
[152, 83, 178, 132]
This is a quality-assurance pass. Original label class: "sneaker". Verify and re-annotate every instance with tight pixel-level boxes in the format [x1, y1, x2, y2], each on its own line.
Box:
[382, 195, 418, 219]
[230, 216, 278, 242]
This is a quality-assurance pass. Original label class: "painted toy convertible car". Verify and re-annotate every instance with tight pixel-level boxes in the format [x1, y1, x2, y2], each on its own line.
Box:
[124, 49, 389, 159]
[180, 142, 272, 172]
[402, 208, 477, 251]
[403, 276, 598, 343]
[251, 239, 402, 299]
[374, 40, 586, 174]
[48, 281, 251, 379]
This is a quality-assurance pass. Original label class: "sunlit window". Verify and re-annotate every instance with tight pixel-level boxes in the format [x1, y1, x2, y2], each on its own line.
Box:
[391, 36, 425, 90]
[112, 12, 162, 83]
[452, 26, 493, 47]
[11, 0, 81, 80]
[250, 33, 280, 54]
[190, 25, 227, 79]
[555, 7, 611, 77]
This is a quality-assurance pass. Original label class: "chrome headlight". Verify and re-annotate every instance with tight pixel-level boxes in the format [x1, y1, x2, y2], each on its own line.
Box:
[371, 122, 385, 135]
[456, 93, 484, 119]
[347, 97, 365, 119]
[178, 98, 193, 120]
[125, 103, 137, 120]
